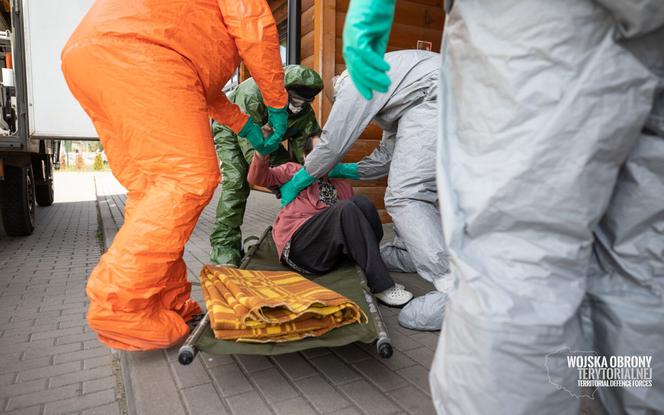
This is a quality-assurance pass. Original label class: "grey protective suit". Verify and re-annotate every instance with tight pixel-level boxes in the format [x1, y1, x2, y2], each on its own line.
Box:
[304, 50, 450, 287]
[432, 1, 664, 414]
[347, 126, 419, 274]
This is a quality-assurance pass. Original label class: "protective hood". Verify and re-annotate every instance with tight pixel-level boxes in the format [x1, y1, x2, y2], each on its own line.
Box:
[284, 65, 323, 98]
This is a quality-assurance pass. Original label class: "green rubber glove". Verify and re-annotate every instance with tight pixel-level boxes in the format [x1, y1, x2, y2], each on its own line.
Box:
[328, 163, 360, 180]
[279, 168, 316, 208]
[264, 105, 289, 153]
[342, 0, 396, 100]
[238, 118, 269, 155]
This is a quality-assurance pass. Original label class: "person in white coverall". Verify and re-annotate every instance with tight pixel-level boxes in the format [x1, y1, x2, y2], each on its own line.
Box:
[342, 0, 664, 413]
[280, 50, 452, 295]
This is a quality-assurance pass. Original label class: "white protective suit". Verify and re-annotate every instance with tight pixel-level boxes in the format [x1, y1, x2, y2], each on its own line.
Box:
[349, 128, 419, 274]
[305, 50, 450, 288]
[432, 0, 664, 414]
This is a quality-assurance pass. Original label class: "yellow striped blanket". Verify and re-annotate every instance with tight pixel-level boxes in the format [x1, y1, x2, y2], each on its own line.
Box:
[200, 265, 365, 343]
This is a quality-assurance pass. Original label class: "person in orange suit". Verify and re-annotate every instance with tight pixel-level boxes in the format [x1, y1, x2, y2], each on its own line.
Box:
[61, 0, 289, 351]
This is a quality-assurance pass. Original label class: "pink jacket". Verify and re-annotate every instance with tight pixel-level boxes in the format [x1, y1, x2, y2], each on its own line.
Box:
[247, 154, 354, 258]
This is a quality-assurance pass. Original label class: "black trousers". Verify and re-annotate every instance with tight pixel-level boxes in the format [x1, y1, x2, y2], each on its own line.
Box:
[287, 195, 395, 293]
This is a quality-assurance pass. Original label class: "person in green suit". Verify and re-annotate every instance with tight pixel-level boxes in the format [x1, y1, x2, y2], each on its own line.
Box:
[210, 65, 323, 266]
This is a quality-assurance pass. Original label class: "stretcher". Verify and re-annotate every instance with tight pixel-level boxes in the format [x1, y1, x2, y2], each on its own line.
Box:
[178, 226, 393, 365]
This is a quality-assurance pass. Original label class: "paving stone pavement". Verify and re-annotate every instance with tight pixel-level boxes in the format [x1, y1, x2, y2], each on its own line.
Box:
[5, 172, 440, 415]
[0, 172, 127, 415]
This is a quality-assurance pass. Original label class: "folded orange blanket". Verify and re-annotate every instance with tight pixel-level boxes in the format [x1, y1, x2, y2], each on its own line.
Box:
[200, 265, 365, 343]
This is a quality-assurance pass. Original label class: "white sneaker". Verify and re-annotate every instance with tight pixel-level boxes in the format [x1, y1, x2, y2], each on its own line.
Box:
[375, 284, 413, 307]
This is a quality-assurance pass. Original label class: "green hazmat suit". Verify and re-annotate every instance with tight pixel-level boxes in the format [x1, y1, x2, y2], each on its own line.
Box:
[210, 65, 323, 266]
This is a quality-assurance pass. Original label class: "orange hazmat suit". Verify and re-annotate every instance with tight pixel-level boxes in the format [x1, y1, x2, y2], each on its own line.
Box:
[61, 0, 288, 351]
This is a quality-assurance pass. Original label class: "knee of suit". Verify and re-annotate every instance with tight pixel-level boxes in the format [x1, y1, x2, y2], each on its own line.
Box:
[172, 170, 219, 200]
[384, 194, 437, 212]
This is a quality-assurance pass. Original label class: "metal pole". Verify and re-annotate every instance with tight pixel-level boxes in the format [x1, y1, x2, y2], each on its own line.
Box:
[286, 0, 301, 65]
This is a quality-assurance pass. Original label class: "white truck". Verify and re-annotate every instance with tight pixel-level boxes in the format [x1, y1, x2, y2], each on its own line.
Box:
[0, 0, 95, 235]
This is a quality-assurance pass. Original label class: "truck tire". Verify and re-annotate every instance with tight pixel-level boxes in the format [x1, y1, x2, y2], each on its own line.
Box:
[1, 165, 36, 236]
[36, 159, 54, 206]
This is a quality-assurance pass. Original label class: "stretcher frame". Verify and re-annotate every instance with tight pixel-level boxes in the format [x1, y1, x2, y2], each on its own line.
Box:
[178, 226, 393, 365]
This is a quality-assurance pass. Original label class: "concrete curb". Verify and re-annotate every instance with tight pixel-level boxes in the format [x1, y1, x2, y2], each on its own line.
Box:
[94, 174, 137, 415]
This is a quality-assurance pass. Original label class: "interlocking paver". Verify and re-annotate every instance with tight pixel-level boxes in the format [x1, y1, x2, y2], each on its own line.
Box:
[273, 353, 317, 381]
[0, 356, 51, 375]
[234, 354, 274, 373]
[84, 354, 114, 370]
[123, 351, 185, 415]
[170, 356, 211, 389]
[43, 389, 117, 415]
[22, 342, 82, 361]
[353, 358, 409, 392]
[396, 365, 431, 396]
[50, 366, 114, 389]
[406, 347, 434, 370]
[273, 397, 318, 415]
[301, 348, 332, 359]
[208, 362, 254, 398]
[375, 349, 418, 371]
[181, 384, 229, 415]
[226, 391, 272, 415]
[0, 173, 124, 415]
[410, 332, 439, 351]
[53, 345, 110, 364]
[5, 383, 81, 411]
[83, 376, 117, 394]
[332, 407, 363, 415]
[389, 385, 437, 415]
[294, 375, 350, 413]
[339, 379, 402, 415]
[2, 405, 42, 415]
[0, 373, 15, 386]
[81, 401, 121, 415]
[17, 361, 81, 382]
[250, 367, 299, 404]
[0, 378, 46, 400]
[310, 353, 361, 385]
[201, 352, 234, 369]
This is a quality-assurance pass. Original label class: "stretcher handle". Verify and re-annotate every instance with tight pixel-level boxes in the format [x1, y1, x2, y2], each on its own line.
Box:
[357, 269, 393, 359]
[178, 313, 210, 365]
[178, 227, 272, 365]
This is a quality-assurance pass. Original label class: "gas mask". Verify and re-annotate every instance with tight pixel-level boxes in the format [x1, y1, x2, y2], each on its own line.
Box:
[288, 95, 307, 114]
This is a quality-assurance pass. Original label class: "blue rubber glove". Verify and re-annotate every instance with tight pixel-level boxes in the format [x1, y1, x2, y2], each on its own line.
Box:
[328, 163, 360, 180]
[238, 118, 269, 155]
[263, 105, 289, 153]
[279, 168, 316, 208]
[342, 0, 396, 100]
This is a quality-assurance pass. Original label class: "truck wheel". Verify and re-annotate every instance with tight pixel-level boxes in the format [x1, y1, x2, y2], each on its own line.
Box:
[1, 165, 36, 236]
[36, 159, 54, 206]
